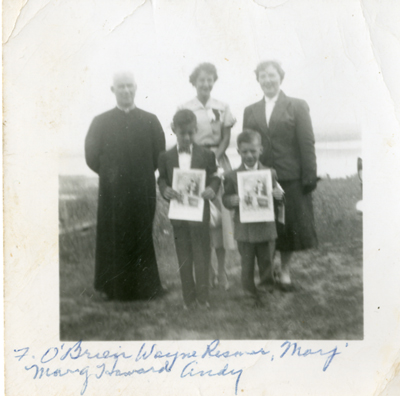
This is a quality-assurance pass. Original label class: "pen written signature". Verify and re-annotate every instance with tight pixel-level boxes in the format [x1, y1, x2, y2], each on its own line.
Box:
[14, 339, 347, 395]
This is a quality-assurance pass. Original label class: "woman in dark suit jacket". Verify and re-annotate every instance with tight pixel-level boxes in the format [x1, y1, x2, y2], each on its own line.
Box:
[243, 60, 318, 291]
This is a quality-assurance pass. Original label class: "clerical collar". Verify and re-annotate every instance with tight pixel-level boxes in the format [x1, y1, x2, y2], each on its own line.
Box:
[177, 144, 193, 154]
[264, 91, 280, 103]
[244, 162, 259, 171]
[117, 104, 136, 113]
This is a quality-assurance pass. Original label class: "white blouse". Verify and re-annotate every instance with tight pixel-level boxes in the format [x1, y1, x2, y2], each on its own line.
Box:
[179, 97, 236, 146]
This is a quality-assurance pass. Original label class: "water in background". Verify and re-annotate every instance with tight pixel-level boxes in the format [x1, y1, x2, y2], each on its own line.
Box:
[60, 140, 361, 179]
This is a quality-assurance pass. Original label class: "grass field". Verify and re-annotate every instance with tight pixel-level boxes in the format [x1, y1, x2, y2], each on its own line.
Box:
[59, 175, 363, 341]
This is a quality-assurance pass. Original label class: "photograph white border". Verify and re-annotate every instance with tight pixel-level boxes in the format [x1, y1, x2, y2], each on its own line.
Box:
[3, 1, 400, 395]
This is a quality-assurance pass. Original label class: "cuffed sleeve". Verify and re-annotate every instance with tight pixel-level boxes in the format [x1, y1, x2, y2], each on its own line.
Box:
[85, 116, 102, 174]
[294, 100, 317, 186]
[152, 116, 166, 171]
[157, 152, 169, 200]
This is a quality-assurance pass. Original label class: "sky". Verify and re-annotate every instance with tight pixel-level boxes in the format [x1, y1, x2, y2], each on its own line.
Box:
[4, 0, 386, 164]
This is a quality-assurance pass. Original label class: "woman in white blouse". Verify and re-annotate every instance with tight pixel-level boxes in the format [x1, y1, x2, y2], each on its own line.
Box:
[180, 62, 236, 290]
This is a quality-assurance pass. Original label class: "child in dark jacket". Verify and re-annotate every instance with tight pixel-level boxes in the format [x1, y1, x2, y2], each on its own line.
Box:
[158, 109, 221, 310]
[223, 130, 284, 307]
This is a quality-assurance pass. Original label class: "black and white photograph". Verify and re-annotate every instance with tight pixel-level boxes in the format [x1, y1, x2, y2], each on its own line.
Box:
[4, 0, 400, 395]
[56, 1, 364, 342]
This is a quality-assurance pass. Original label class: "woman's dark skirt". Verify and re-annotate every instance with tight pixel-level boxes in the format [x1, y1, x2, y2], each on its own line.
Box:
[276, 180, 318, 251]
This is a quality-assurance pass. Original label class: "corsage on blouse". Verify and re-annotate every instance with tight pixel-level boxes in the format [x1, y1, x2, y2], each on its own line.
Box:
[207, 108, 223, 123]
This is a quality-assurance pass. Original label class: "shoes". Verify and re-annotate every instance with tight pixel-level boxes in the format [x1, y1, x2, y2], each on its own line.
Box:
[258, 278, 275, 294]
[258, 285, 274, 294]
[278, 268, 295, 292]
[278, 282, 295, 292]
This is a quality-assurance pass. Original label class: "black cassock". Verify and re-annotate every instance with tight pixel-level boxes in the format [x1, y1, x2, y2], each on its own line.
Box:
[85, 107, 166, 300]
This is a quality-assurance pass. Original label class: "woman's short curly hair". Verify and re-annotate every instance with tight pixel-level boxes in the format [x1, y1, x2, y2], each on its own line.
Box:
[254, 60, 285, 81]
[189, 63, 218, 86]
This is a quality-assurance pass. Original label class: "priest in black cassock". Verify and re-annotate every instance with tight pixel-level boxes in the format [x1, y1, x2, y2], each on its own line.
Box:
[85, 72, 166, 301]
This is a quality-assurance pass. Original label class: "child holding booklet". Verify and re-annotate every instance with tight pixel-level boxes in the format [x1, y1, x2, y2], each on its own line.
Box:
[158, 109, 221, 310]
[222, 130, 284, 307]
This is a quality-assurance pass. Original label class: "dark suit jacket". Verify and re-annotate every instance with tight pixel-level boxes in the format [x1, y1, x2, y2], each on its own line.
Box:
[158, 144, 221, 227]
[223, 163, 278, 243]
[243, 91, 317, 186]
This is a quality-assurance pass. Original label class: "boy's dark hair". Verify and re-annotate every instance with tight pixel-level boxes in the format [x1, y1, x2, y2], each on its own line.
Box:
[173, 109, 197, 128]
[237, 129, 262, 147]
[189, 63, 218, 86]
[254, 60, 285, 81]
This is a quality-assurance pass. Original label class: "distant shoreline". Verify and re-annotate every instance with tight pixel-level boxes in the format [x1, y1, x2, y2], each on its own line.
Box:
[60, 139, 361, 179]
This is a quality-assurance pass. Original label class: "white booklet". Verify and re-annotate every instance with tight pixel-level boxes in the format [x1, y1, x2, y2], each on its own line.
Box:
[168, 168, 206, 222]
[237, 169, 275, 223]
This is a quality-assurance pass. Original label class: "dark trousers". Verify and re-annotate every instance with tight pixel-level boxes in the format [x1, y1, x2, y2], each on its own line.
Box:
[237, 240, 275, 298]
[173, 223, 211, 306]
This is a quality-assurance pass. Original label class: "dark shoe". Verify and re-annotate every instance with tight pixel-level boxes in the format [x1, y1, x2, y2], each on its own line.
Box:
[258, 272, 278, 293]
[258, 280, 275, 294]
[279, 282, 295, 292]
